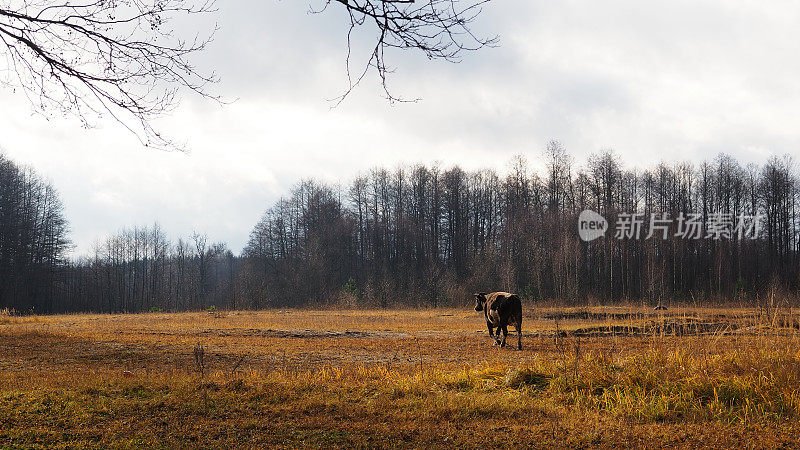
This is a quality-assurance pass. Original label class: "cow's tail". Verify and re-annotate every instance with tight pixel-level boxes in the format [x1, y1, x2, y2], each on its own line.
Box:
[508, 294, 521, 317]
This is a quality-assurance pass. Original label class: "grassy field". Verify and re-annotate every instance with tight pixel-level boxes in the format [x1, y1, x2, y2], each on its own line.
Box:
[2, 306, 800, 448]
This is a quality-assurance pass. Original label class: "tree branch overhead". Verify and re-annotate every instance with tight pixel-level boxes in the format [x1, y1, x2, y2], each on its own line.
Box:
[315, 0, 498, 105]
[0, 0, 219, 150]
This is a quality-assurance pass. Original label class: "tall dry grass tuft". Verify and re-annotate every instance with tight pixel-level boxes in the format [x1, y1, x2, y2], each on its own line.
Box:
[0, 308, 45, 325]
[193, 343, 206, 377]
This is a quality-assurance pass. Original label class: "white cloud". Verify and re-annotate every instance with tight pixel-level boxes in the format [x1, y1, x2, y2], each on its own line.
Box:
[1, 0, 799, 255]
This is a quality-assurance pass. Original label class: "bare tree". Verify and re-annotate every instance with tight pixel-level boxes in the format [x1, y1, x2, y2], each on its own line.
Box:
[315, 0, 498, 104]
[0, 0, 219, 149]
[7, 149, 796, 312]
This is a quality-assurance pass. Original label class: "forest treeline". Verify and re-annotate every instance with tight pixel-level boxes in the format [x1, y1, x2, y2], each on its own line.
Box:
[0, 143, 798, 313]
[0, 155, 70, 312]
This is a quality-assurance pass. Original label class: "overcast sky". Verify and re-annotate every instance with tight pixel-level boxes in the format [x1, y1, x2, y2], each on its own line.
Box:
[1, 0, 798, 256]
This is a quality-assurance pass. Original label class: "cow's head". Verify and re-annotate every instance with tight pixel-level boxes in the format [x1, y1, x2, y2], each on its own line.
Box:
[474, 292, 487, 311]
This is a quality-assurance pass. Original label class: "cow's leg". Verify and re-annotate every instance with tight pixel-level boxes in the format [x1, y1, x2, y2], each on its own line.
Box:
[487, 322, 499, 345]
[500, 324, 508, 347]
[515, 320, 522, 350]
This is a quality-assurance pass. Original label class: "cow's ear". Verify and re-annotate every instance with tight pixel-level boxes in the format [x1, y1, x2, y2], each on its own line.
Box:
[474, 292, 486, 299]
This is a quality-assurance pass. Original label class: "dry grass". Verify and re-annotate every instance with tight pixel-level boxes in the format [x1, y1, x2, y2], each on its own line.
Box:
[0, 309, 46, 326]
[2, 306, 800, 447]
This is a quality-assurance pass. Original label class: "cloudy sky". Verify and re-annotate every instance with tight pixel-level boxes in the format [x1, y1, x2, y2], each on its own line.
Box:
[1, 0, 798, 256]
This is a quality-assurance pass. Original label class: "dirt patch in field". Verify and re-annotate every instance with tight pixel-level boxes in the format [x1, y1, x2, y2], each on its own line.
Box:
[107, 327, 477, 340]
[539, 310, 759, 322]
[567, 318, 736, 337]
[520, 317, 757, 338]
[541, 311, 656, 321]
[125, 328, 392, 339]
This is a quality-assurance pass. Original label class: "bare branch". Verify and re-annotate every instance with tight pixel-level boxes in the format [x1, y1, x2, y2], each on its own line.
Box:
[0, 0, 220, 150]
[312, 0, 498, 105]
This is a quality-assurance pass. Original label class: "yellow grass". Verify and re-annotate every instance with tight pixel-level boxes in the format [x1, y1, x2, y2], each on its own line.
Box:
[2, 307, 800, 447]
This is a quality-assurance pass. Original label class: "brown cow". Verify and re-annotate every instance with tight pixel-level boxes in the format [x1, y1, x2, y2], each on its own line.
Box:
[474, 292, 523, 350]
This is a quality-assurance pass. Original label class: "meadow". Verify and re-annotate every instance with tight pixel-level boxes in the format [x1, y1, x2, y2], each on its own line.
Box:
[2, 305, 800, 448]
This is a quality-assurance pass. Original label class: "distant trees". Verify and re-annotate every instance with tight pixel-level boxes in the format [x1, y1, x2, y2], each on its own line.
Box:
[2, 147, 799, 313]
[242, 181, 357, 307]
[241, 145, 800, 308]
[0, 154, 69, 312]
[59, 226, 236, 313]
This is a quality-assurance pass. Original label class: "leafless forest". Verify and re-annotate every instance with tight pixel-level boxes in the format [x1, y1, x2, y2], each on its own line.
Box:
[1, 143, 798, 313]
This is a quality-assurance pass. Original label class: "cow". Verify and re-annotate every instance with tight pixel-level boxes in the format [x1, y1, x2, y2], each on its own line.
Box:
[474, 292, 523, 350]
